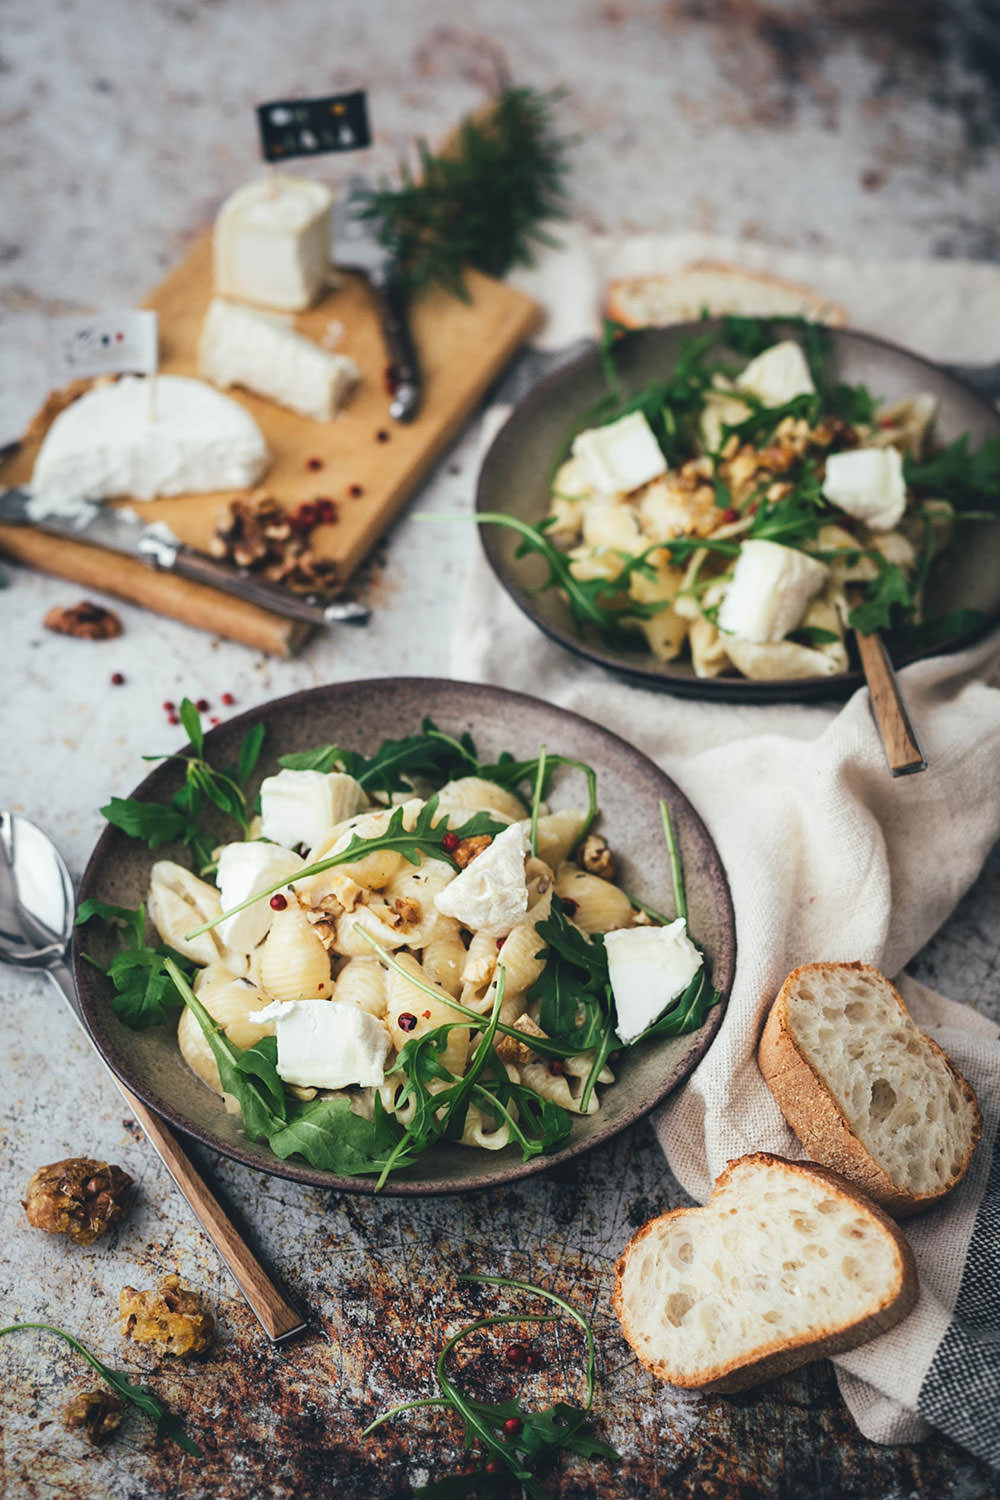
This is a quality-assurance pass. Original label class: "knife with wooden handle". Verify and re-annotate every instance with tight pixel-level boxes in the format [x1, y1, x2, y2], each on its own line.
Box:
[0, 484, 370, 627]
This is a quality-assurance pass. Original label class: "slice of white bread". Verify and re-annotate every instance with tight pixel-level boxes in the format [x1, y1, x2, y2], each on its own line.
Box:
[605, 262, 846, 329]
[758, 963, 982, 1218]
[612, 1153, 916, 1393]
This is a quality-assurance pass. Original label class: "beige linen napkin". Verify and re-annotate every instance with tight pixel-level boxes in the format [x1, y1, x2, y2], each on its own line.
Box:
[452, 235, 1000, 1464]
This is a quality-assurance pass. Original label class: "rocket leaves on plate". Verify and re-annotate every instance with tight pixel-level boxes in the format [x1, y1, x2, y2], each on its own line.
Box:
[904, 433, 1000, 509]
[75, 900, 194, 1030]
[364, 1274, 618, 1499]
[0, 1322, 202, 1457]
[101, 699, 265, 874]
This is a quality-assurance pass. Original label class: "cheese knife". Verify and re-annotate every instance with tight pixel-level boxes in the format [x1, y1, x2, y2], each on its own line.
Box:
[332, 174, 422, 423]
[0, 485, 370, 626]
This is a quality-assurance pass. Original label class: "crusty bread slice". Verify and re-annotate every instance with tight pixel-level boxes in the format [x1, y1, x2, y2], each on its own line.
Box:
[759, 963, 981, 1218]
[612, 1153, 916, 1393]
[605, 262, 846, 329]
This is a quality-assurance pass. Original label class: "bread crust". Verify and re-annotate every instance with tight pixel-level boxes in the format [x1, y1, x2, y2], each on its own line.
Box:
[758, 962, 982, 1219]
[605, 263, 847, 330]
[611, 1152, 917, 1393]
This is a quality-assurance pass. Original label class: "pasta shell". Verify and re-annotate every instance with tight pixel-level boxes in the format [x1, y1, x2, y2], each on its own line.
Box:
[555, 865, 634, 934]
[332, 956, 388, 1018]
[177, 976, 273, 1098]
[384, 952, 469, 1077]
[434, 778, 528, 825]
[148, 860, 246, 972]
[517, 1058, 603, 1115]
[304, 799, 424, 895]
[531, 811, 587, 868]
[332, 903, 412, 958]
[421, 923, 467, 997]
[382, 858, 457, 947]
[258, 904, 333, 1003]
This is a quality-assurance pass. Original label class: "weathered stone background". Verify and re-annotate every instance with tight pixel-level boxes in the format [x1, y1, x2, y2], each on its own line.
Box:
[2, 2, 1000, 1496]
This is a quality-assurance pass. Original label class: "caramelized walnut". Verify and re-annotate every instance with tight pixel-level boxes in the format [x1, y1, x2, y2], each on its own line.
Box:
[494, 1013, 549, 1066]
[62, 1389, 124, 1445]
[579, 833, 616, 881]
[44, 601, 123, 640]
[453, 834, 493, 869]
[119, 1274, 214, 1357]
[23, 1158, 133, 1245]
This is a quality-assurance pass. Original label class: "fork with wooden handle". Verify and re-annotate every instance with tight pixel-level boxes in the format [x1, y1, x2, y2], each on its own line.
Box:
[853, 625, 927, 776]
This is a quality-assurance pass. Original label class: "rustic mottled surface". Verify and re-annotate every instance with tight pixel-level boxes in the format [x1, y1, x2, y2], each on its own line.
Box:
[2, 1, 1000, 1495]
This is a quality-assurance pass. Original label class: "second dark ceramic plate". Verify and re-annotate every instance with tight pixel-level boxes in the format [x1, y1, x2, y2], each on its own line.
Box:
[477, 323, 1000, 702]
[74, 678, 735, 1195]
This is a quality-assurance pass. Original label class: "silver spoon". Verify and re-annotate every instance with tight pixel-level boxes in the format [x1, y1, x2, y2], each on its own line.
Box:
[0, 810, 307, 1344]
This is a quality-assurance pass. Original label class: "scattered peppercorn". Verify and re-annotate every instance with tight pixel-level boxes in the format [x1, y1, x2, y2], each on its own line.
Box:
[306, 456, 324, 471]
[721, 507, 740, 524]
[168, 713, 180, 726]
[548, 1060, 564, 1076]
[376, 429, 390, 443]
[269, 894, 288, 911]
[220, 692, 235, 707]
[485, 1461, 501, 1474]
[162, 700, 175, 712]
[384, 363, 399, 395]
[110, 672, 125, 686]
[210, 716, 220, 726]
[504, 1343, 528, 1366]
[195, 698, 210, 712]
[348, 483, 364, 498]
[440, 832, 460, 853]
[561, 897, 578, 916]
[524, 1350, 543, 1370]
[315, 498, 337, 524]
[397, 1013, 418, 1032]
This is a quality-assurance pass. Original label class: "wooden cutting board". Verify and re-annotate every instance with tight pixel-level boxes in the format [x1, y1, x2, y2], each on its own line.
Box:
[0, 234, 541, 654]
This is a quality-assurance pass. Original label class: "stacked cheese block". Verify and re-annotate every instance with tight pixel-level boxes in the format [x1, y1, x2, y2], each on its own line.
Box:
[31, 172, 358, 514]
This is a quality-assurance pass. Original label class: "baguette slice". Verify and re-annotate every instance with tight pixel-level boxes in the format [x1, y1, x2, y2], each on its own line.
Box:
[759, 962, 982, 1218]
[612, 1153, 916, 1393]
[605, 262, 846, 329]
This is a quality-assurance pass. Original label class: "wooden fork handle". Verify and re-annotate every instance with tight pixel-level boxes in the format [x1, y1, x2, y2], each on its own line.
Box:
[854, 629, 927, 776]
[113, 1077, 308, 1343]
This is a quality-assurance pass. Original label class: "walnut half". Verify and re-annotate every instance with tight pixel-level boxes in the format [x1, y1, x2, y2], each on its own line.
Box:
[62, 1389, 124, 1446]
[120, 1274, 215, 1357]
[23, 1158, 133, 1245]
[579, 833, 617, 881]
[44, 601, 122, 640]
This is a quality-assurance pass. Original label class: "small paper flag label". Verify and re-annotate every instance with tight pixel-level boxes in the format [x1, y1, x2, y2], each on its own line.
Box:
[46, 310, 159, 383]
[256, 90, 371, 162]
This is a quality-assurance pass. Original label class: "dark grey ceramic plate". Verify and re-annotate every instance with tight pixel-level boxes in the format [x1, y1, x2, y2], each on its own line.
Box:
[74, 678, 735, 1196]
[477, 323, 1000, 702]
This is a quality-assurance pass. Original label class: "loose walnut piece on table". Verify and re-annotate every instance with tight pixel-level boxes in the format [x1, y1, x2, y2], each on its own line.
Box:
[23, 1158, 134, 1246]
[62, 1389, 125, 1446]
[44, 601, 123, 640]
[579, 832, 617, 881]
[120, 1274, 215, 1357]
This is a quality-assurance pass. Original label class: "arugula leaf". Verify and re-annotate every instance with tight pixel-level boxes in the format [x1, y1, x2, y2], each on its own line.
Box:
[237, 722, 267, 785]
[278, 716, 479, 794]
[0, 1322, 201, 1456]
[905, 434, 1000, 509]
[100, 797, 188, 848]
[896, 608, 987, 650]
[266, 1095, 400, 1176]
[847, 558, 916, 634]
[640, 967, 720, 1041]
[365, 1275, 618, 1499]
[76, 901, 193, 1029]
[828, 381, 876, 424]
[528, 898, 618, 1113]
[178, 698, 203, 756]
[789, 625, 841, 647]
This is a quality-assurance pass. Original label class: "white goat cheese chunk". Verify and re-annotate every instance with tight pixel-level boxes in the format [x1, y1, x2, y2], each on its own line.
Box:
[717, 539, 828, 643]
[259, 769, 366, 854]
[198, 298, 359, 421]
[433, 821, 528, 936]
[213, 175, 332, 312]
[572, 411, 667, 494]
[606, 920, 704, 1044]
[822, 446, 907, 532]
[736, 340, 815, 406]
[248, 999, 390, 1089]
[30, 375, 270, 512]
[215, 842, 304, 954]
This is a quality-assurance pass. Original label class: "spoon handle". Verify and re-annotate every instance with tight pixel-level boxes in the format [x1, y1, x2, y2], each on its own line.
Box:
[114, 1078, 309, 1344]
[45, 963, 307, 1343]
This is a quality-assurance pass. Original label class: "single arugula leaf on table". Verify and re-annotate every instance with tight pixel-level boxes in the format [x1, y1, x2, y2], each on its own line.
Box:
[0, 1322, 202, 1456]
[364, 1274, 618, 1500]
[75, 899, 195, 1029]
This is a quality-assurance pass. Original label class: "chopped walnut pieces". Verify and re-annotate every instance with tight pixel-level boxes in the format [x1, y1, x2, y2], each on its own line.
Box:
[452, 834, 493, 869]
[119, 1274, 214, 1357]
[62, 1388, 124, 1446]
[44, 601, 123, 640]
[495, 1014, 549, 1066]
[579, 833, 616, 880]
[23, 1158, 133, 1245]
[391, 895, 422, 926]
[211, 490, 341, 599]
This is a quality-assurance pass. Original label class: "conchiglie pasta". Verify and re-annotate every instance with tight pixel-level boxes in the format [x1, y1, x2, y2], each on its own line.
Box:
[434, 777, 528, 824]
[382, 858, 457, 946]
[458, 1099, 514, 1151]
[177, 976, 274, 1100]
[331, 902, 413, 958]
[258, 904, 332, 1002]
[305, 800, 424, 896]
[384, 952, 469, 1076]
[555, 865, 634, 933]
[332, 956, 388, 1017]
[517, 1058, 604, 1115]
[532, 810, 588, 867]
[495, 886, 553, 994]
[148, 861, 247, 972]
[421, 923, 467, 997]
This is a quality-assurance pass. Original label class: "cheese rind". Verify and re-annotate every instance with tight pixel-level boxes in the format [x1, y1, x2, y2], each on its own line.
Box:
[606, 920, 704, 1043]
[213, 175, 333, 312]
[822, 447, 907, 532]
[572, 412, 668, 495]
[30, 375, 270, 510]
[198, 298, 359, 421]
[433, 822, 529, 936]
[248, 998, 390, 1089]
[717, 539, 828, 643]
[736, 341, 815, 407]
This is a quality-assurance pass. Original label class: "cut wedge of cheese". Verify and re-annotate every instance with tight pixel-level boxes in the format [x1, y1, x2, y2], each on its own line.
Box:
[213, 175, 333, 312]
[30, 375, 270, 511]
[199, 298, 359, 421]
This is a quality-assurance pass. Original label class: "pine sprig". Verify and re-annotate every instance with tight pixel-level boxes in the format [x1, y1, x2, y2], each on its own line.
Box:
[360, 86, 572, 299]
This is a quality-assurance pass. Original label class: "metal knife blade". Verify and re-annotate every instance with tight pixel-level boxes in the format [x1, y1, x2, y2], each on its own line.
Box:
[332, 174, 422, 423]
[0, 486, 370, 627]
